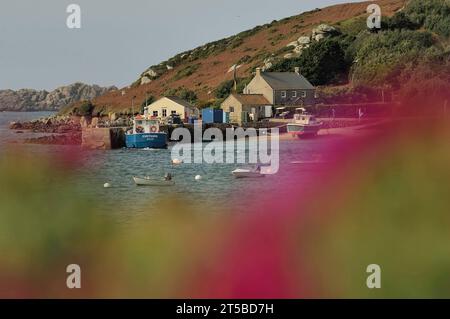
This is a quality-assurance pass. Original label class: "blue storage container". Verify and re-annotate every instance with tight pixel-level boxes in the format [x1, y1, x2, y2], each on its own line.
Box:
[202, 108, 214, 124]
[202, 108, 224, 124]
[214, 109, 223, 123]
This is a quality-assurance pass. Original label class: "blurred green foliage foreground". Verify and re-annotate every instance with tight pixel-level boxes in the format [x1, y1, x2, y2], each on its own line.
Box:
[0, 148, 224, 298]
[295, 120, 450, 298]
[0, 120, 449, 298]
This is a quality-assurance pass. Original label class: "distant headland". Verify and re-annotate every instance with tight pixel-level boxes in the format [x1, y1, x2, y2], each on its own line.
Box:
[0, 82, 117, 112]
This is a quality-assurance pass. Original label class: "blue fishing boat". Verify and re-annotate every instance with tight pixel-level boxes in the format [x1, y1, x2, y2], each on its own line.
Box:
[125, 114, 167, 149]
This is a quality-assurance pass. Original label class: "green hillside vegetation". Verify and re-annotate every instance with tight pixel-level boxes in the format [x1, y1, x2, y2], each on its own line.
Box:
[405, 0, 450, 37]
[270, 0, 450, 94]
[174, 0, 450, 107]
[63, 0, 450, 116]
[350, 0, 450, 95]
[269, 38, 351, 85]
[163, 87, 198, 104]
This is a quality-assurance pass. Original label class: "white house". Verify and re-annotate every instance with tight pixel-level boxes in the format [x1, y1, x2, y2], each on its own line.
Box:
[146, 96, 199, 121]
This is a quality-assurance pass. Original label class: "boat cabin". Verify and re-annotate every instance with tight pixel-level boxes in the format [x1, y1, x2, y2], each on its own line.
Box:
[132, 115, 160, 134]
[293, 113, 319, 125]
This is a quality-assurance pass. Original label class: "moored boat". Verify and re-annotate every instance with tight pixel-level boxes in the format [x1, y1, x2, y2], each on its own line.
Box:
[125, 113, 167, 149]
[232, 165, 265, 178]
[287, 112, 322, 137]
[133, 176, 175, 186]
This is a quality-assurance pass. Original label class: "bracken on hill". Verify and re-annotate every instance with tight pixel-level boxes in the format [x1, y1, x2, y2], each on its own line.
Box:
[62, 0, 411, 115]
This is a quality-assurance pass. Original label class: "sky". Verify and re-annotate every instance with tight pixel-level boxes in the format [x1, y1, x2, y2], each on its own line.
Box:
[0, 0, 362, 90]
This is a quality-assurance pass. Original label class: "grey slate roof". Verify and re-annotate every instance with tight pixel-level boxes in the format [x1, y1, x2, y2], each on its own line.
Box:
[261, 72, 315, 90]
[165, 96, 198, 110]
[231, 93, 270, 105]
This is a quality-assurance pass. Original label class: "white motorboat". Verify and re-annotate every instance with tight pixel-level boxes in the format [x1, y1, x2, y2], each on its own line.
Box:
[133, 176, 175, 186]
[232, 166, 265, 178]
[287, 111, 322, 137]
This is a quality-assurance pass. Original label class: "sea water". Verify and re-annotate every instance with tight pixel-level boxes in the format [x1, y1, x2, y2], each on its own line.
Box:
[0, 112, 339, 219]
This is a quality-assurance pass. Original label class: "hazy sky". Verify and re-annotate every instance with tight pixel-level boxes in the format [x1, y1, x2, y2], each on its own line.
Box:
[0, 0, 362, 90]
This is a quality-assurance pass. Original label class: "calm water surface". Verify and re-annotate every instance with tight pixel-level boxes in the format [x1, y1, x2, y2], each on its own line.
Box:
[1, 112, 341, 219]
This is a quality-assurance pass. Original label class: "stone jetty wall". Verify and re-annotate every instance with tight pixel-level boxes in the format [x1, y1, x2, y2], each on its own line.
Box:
[162, 122, 286, 143]
[79, 122, 284, 149]
[82, 128, 126, 150]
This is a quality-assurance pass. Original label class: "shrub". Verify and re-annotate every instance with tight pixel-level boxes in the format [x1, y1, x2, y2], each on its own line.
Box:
[215, 80, 235, 99]
[269, 38, 349, 86]
[75, 100, 94, 116]
[351, 30, 435, 86]
[384, 12, 420, 31]
[178, 88, 198, 104]
[196, 100, 215, 109]
[173, 64, 200, 81]
[236, 55, 251, 65]
[164, 87, 198, 104]
[405, 0, 450, 37]
[215, 77, 252, 99]
[337, 16, 368, 36]
[398, 51, 450, 105]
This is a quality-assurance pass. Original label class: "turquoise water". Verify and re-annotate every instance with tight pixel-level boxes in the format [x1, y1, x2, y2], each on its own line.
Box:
[1, 112, 339, 219]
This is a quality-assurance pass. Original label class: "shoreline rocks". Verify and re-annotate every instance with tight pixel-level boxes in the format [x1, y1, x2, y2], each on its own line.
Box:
[9, 114, 133, 146]
[10, 116, 82, 146]
[24, 133, 82, 146]
[9, 118, 81, 134]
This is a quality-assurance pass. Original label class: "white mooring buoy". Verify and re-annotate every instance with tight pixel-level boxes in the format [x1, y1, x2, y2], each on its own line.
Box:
[195, 175, 202, 181]
[104, 183, 112, 188]
[172, 159, 183, 165]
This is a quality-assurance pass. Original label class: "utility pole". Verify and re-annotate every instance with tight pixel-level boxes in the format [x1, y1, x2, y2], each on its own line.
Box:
[233, 65, 238, 92]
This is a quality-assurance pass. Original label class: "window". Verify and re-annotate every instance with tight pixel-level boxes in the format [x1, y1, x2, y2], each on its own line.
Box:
[292, 91, 297, 98]
[229, 106, 235, 113]
[301, 91, 307, 98]
[281, 91, 287, 98]
[153, 111, 158, 117]
[171, 110, 177, 115]
[162, 109, 167, 117]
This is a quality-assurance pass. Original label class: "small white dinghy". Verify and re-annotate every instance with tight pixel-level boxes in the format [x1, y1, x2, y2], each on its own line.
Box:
[133, 175, 175, 187]
[232, 165, 265, 179]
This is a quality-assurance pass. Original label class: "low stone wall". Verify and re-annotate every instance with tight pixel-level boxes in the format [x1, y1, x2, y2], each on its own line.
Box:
[82, 123, 284, 149]
[81, 127, 126, 150]
[165, 123, 284, 142]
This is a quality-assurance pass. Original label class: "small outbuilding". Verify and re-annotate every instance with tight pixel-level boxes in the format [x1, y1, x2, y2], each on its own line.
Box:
[221, 93, 271, 125]
[146, 96, 199, 122]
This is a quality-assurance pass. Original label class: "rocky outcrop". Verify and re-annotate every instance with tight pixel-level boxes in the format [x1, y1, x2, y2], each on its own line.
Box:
[282, 24, 341, 60]
[9, 116, 81, 134]
[0, 82, 117, 112]
[262, 57, 275, 72]
[312, 24, 340, 41]
[24, 133, 82, 146]
[139, 68, 159, 85]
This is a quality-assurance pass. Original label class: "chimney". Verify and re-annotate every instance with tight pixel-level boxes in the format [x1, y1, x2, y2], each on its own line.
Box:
[294, 67, 300, 75]
[256, 68, 261, 77]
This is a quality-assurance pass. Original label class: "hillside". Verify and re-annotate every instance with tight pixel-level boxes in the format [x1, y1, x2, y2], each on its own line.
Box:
[1, 83, 117, 112]
[63, 0, 450, 115]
